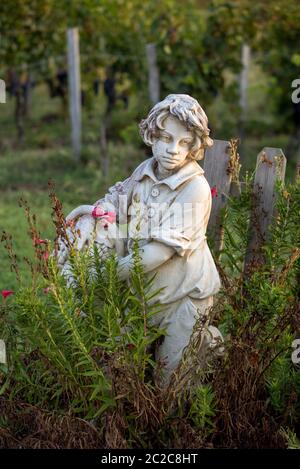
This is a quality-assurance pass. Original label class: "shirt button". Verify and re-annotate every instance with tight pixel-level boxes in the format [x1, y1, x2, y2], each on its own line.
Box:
[148, 207, 156, 218]
[151, 187, 160, 197]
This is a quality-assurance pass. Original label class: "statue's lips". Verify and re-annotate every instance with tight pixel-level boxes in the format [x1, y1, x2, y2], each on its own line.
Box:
[161, 157, 179, 165]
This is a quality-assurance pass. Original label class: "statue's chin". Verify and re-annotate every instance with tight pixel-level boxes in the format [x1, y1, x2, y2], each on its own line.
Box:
[162, 163, 181, 173]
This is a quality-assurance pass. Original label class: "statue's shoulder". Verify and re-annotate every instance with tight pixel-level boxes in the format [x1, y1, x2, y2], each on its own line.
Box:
[182, 172, 211, 201]
[131, 157, 153, 179]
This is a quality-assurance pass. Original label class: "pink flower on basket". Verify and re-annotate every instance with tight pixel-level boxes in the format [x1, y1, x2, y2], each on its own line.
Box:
[104, 212, 116, 224]
[1, 290, 14, 299]
[211, 186, 218, 198]
[92, 206, 106, 218]
[92, 206, 116, 224]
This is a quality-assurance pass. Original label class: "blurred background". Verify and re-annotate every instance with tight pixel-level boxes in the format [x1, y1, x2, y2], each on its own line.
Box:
[1, 0, 300, 288]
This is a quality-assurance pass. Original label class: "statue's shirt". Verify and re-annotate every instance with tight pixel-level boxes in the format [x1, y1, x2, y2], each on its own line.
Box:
[96, 157, 221, 304]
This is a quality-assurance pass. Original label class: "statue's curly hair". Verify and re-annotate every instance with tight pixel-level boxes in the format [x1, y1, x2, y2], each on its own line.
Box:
[139, 94, 213, 161]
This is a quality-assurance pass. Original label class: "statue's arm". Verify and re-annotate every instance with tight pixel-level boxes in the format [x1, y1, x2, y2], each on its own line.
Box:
[117, 241, 175, 281]
[116, 176, 211, 278]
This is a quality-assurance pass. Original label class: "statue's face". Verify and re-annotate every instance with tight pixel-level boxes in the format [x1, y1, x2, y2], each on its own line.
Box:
[152, 115, 195, 171]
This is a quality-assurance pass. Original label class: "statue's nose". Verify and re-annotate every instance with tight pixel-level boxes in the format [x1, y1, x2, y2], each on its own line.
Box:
[167, 146, 178, 155]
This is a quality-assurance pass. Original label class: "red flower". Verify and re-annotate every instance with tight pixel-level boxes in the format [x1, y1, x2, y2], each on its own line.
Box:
[126, 343, 136, 350]
[1, 290, 14, 299]
[35, 238, 47, 245]
[211, 186, 218, 198]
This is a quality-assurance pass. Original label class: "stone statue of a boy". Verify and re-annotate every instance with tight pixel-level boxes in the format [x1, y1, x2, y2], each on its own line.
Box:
[58, 94, 222, 384]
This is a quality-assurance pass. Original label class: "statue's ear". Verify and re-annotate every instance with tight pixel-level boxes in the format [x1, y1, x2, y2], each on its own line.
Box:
[189, 147, 205, 161]
[150, 134, 158, 145]
[197, 148, 205, 161]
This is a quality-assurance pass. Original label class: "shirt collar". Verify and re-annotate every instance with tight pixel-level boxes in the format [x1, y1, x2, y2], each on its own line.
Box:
[135, 157, 204, 190]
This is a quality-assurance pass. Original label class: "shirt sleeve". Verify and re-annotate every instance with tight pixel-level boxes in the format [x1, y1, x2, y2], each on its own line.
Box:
[150, 177, 211, 257]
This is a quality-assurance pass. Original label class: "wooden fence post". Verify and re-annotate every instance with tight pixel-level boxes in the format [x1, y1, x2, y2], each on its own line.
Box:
[239, 44, 251, 118]
[0, 79, 6, 103]
[0, 339, 6, 365]
[67, 27, 82, 161]
[238, 44, 251, 160]
[244, 147, 287, 277]
[204, 139, 240, 253]
[146, 43, 160, 104]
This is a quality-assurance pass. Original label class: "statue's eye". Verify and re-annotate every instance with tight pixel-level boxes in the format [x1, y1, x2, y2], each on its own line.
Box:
[181, 139, 192, 146]
[160, 133, 171, 142]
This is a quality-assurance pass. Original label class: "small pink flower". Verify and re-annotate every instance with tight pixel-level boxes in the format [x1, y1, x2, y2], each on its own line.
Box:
[92, 206, 106, 218]
[1, 290, 14, 299]
[43, 287, 51, 294]
[211, 186, 218, 198]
